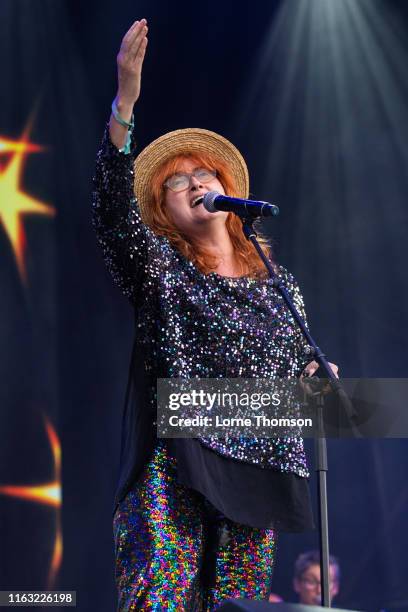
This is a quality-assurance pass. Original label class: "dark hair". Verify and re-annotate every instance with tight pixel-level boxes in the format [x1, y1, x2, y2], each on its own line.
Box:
[294, 550, 340, 584]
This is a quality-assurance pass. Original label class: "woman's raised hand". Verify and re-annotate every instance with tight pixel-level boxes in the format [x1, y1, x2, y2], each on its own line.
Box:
[116, 19, 148, 108]
[109, 19, 148, 149]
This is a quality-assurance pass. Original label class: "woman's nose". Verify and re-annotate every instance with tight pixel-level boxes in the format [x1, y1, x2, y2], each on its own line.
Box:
[189, 175, 203, 189]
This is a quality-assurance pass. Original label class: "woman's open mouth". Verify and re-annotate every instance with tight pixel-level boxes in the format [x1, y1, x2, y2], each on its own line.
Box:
[191, 196, 204, 208]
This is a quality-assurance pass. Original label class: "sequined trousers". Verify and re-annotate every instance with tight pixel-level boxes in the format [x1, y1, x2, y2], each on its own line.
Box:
[113, 441, 277, 611]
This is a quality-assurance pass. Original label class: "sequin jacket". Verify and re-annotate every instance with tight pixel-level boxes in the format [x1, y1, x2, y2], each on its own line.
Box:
[92, 127, 310, 493]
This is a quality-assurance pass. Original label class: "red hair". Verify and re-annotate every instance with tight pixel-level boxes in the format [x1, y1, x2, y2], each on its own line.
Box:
[147, 151, 272, 277]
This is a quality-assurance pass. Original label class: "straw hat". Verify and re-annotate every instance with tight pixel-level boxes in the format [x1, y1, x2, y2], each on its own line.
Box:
[133, 128, 249, 225]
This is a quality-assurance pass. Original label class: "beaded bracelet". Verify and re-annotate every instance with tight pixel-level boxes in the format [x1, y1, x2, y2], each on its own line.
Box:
[111, 99, 135, 155]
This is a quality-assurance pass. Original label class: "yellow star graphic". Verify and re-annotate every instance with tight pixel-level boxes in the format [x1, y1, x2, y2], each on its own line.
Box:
[0, 137, 55, 281]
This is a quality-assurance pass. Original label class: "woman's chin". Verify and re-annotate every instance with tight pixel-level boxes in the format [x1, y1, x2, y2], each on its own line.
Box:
[192, 207, 227, 223]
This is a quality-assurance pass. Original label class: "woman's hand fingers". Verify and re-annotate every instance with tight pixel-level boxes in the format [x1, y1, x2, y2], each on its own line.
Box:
[122, 19, 143, 45]
[130, 24, 148, 61]
[116, 19, 148, 106]
[301, 361, 319, 378]
[121, 20, 147, 59]
[118, 21, 147, 65]
[328, 362, 339, 378]
[301, 361, 339, 379]
[132, 31, 148, 63]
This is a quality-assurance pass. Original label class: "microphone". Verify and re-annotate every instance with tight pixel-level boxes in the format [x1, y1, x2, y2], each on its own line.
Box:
[203, 191, 279, 218]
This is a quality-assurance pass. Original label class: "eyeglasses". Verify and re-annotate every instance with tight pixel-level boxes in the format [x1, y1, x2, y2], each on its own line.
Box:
[301, 577, 336, 589]
[163, 168, 217, 192]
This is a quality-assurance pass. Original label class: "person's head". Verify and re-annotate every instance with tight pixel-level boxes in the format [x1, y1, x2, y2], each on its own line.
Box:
[150, 151, 237, 237]
[134, 128, 272, 276]
[293, 550, 340, 606]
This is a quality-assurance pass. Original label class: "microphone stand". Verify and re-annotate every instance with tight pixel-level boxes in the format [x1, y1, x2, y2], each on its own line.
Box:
[240, 216, 357, 608]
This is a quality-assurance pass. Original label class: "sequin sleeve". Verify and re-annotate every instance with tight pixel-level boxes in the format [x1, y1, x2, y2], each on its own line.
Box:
[92, 125, 168, 303]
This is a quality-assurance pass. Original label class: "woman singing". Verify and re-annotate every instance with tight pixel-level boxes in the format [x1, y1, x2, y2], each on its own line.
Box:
[93, 18, 333, 611]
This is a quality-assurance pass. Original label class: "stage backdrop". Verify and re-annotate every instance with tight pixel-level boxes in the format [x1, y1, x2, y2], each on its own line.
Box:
[1, 1, 408, 610]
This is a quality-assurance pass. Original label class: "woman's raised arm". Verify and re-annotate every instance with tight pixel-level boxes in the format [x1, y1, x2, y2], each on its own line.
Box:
[109, 19, 148, 150]
[92, 19, 166, 304]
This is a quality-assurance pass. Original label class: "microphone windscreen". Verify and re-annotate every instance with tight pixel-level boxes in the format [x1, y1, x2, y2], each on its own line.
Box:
[203, 191, 220, 212]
